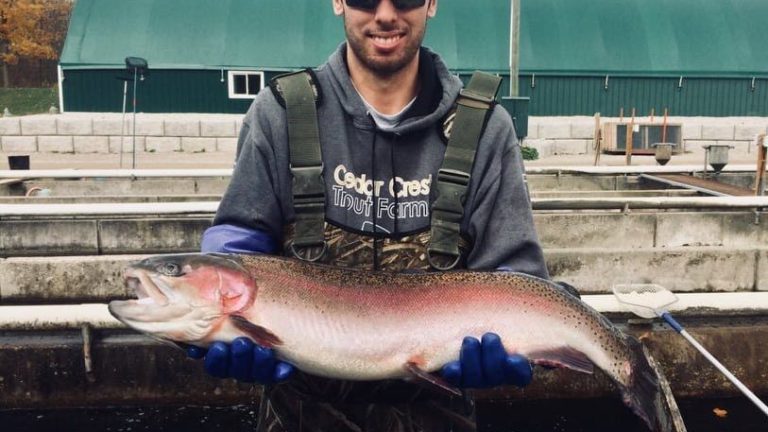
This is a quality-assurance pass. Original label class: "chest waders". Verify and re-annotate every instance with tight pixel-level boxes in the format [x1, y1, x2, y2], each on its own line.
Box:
[273, 70, 502, 271]
[260, 70, 502, 432]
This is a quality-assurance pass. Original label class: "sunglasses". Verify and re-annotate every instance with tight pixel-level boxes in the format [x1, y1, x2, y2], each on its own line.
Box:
[345, 0, 427, 11]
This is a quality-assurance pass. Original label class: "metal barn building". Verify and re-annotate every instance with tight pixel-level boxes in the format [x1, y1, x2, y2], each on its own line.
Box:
[59, 0, 768, 116]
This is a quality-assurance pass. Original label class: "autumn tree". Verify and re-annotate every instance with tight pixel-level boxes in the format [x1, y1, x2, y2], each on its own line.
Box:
[0, 0, 73, 87]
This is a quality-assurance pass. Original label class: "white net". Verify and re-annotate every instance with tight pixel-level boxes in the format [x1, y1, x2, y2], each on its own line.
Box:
[612, 283, 679, 319]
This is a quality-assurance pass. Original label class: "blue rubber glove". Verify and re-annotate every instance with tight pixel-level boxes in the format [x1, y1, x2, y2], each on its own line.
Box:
[187, 337, 295, 384]
[441, 333, 532, 389]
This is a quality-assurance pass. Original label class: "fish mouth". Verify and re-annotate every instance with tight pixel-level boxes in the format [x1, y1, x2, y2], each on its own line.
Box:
[123, 267, 170, 306]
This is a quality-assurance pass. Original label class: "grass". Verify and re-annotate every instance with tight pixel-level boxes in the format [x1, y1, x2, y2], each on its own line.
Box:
[521, 145, 539, 160]
[0, 87, 59, 116]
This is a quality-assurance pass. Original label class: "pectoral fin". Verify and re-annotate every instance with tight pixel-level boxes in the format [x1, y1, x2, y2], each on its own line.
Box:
[527, 346, 594, 374]
[404, 362, 462, 397]
[229, 315, 282, 347]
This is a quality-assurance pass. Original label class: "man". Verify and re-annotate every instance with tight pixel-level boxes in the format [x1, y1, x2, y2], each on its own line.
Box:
[190, 0, 551, 430]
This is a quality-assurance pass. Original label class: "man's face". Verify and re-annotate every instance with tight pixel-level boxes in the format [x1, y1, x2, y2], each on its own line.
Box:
[333, 0, 437, 76]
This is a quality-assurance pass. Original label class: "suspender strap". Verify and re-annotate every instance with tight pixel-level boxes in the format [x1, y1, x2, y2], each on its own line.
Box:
[276, 70, 327, 261]
[427, 71, 502, 270]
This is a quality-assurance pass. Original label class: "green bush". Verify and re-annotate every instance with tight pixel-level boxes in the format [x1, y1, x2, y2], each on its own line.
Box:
[521, 146, 539, 161]
[0, 87, 59, 116]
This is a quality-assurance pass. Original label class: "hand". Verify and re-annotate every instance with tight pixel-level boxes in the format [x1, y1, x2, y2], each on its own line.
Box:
[187, 337, 295, 384]
[441, 333, 532, 389]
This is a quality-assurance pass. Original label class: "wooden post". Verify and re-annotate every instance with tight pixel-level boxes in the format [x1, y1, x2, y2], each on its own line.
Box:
[625, 108, 635, 165]
[662, 108, 669, 143]
[755, 134, 767, 196]
[593, 113, 602, 166]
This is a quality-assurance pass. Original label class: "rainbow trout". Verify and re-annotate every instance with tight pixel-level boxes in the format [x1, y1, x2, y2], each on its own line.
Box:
[109, 253, 667, 431]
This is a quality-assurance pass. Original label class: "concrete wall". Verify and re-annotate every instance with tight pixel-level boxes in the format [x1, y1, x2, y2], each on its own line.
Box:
[2, 211, 767, 298]
[2, 113, 767, 157]
[526, 116, 768, 158]
[0, 113, 242, 155]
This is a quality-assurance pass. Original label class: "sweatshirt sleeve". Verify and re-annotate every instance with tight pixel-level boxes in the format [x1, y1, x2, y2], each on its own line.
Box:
[462, 106, 550, 279]
[210, 91, 290, 247]
[201, 224, 277, 254]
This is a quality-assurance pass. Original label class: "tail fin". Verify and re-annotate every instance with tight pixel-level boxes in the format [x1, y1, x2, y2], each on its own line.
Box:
[621, 336, 675, 432]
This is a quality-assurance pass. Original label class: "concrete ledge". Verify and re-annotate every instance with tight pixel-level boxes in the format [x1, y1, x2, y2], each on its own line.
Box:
[548, 247, 759, 293]
[2, 177, 213, 196]
[98, 219, 211, 253]
[0, 255, 137, 302]
[2, 210, 766, 255]
[0, 220, 99, 257]
[0, 218, 209, 257]
[536, 213, 657, 249]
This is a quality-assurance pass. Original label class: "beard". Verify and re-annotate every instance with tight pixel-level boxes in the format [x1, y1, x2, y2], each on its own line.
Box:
[345, 20, 426, 77]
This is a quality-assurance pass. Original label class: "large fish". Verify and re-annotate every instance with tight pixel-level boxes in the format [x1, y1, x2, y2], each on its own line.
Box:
[108, 253, 669, 431]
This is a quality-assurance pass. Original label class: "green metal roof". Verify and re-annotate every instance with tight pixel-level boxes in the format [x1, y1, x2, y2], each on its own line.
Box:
[61, 0, 768, 77]
[521, 0, 768, 77]
[60, 0, 510, 73]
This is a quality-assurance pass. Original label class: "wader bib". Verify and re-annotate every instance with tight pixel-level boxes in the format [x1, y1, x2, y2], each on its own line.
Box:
[256, 70, 502, 432]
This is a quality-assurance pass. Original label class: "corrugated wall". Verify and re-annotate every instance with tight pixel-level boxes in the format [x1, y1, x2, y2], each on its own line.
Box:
[62, 69, 284, 113]
[65, 70, 768, 116]
[517, 75, 768, 117]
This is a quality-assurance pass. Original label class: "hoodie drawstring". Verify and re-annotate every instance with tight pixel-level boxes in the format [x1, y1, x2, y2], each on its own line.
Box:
[369, 115, 380, 271]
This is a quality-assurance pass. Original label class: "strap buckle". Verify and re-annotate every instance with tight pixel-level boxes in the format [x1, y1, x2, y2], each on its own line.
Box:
[426, 249, 462, 271]
[289, 241, 328, 262]
[291, 164, 325, 202]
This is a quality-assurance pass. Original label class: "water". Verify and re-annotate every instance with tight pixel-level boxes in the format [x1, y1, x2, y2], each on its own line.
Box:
[0, 397, 764, 431]
[479, 397, 767, 431]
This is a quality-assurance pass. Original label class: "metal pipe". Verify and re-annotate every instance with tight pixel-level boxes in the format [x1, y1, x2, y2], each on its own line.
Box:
[82, 324, 96, 383]
[0, 201, 219, 216]
[0, 168, 234, 179]
[0, 165, 763, 180]
[532, 196, 768, 210]
[132, 67, 138, 169]
[120, 80, 128, 168]
[509, 0, 520, 96]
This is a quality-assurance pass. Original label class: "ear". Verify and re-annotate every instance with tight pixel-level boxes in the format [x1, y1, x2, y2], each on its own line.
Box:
[332, 0, 344, 16]
[427, 0, 437, 18]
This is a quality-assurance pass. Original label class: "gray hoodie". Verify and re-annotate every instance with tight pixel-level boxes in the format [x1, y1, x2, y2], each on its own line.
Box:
[214, 43, 549, 278]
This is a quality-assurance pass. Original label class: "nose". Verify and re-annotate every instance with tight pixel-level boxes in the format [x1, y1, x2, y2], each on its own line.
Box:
[373, 0, 398, 23]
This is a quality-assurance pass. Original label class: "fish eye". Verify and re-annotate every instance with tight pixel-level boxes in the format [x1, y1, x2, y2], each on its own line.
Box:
[157, 262, 184, 276]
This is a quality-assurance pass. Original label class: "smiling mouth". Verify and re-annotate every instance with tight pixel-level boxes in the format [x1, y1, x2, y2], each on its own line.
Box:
[367, 30, 406, 50]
